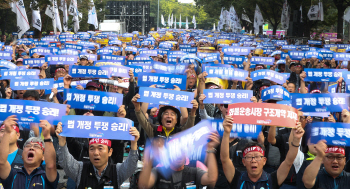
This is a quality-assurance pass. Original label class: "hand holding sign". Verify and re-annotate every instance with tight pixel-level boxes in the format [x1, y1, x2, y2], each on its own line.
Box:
[3, 115, 18, 134]
[223, 115, 234, 134]
[56, 122, 66, 146]
[131, 94, 141, 111]
[207, 132, 220, 149]
[314, 140, 328, 158]
[342, 109, 350, 123]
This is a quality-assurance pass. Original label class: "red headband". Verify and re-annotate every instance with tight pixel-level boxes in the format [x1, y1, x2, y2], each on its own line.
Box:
[298, 87, 309, 93]
[55, 68, 66, 73]
[325, 147, 345, 156]
[260, 86, 269, 91]
[310, 89, 321, 94]
[33, 142, 44, 151]
[256, 65, 264, 69]
[208, 85, 219, 89]
[295, 65, 302, 68]
[243, 146, 265, 157]
[189, 74, 196, 78]
[89, 138, 111, 147]
[0, 124, 19, 133]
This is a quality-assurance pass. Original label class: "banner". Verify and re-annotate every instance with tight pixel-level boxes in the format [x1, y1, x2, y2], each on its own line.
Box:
[291, 93, 349, 112]
[100, 55, 125, 62]
[46, 55, 77, 65]
[205, 65, 248, 81]
[310, 122, 350, 146]
[118, 37, 132, 43]
[308, 40, 322, 45]
[261, 85, 290, 102]
[250, 57, 275, 65]
[60, 115, 134, 140]
[70, 80, 91, 88]
[139, 50, 158, 56]
[1, 70, 39, 80]
[223, 55, 245, 64]
[138, 87, 194, 108]
[210, 119, 262, 139]
[180, 47, 197, 53]
[203, 89, 252, 104]
[64, 88, 123, 112]
[0, 99, 66, 127]
[203, 56, 219, 63]
[23, 58, 46, 67]
[137, 73, 187, 90]
[228, 103, 298, 128]
[288, 51, 305, 60]
[0, 60, 17, 70]
[0, 51, 12, 60]
[94, 61, 122, 67]
[34, 41, 49, 47]
[304, 68, 344, 82]
[108, 65, 130, 78]
[69, 65, 110, 80]
[79, 53, 97, 61]
[251, 70, 287, 84]
[222, 47, 251, 56]
[152, 62, 175, 73]
[29, 47, 52, 56]
[10, 78, 54, 90]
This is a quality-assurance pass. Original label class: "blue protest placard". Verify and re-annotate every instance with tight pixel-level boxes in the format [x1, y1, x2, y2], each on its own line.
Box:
[139, 50, 158, 56]
[138, 87, 194, 108]
[310, 122, 350, 146]
[288, 51, 305, 60]
[222, 47, 251, 55]
[251, 70, 287, 85]
[79, 53, 97, 61]
[152, 62, 175, 73]
[60, 115, 135, 140]
[334, 53, 350, 61]
[250, 57, 274, 65]
[223, 56, 245, 65]
[64, 88, 123, 112]
[291, 93, 349, 112]
[303, 112, 330, 117]
[46, 55, 78, 65]
[134, 56, 152, 61]
[45, 79, 64, 94]
[127, 65, 143, 77]
[0, 60, 17, 70]
[70, 80, 91, 88]
[107, 65, 130, 78]
[29, 47, 52, 56]
[328, 83, 338, 93]
[137, 73, 187, 90]
[100, 55, 125, 62]
[3, 46, 13, 52]
[0, 99, 66, 127]
[180, 47, 197, 53]
[277, 100, 292, 106]
[23, 58, 46, 67]
[94, 60, 123, 67]
[203, 89, 252, 104]
[205, 65, 248, 81]
[304, 68, 344, 82]
[0, 51, 12, 60]
[64, 44, 84, 51]
[69, 65, 111, 80]
[1, 70, 39, 80]
[337, 44, 350, 49]
[203, 55, 219, 63]
[126, 60, 152, 65]
[10, 78, 54, 90]
[210, 119, 262, 139]
[174, 64, 188, 75]
[308, 40, 322, 45]
[261, 85, 290, 102]
[130, 63, 153, 72]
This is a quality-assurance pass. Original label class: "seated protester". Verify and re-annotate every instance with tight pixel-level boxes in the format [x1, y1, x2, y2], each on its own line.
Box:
[302, 142, 348, 189]
[131, 94, 198, 139]
[0, 116, 59, 189]
[138, 133, 220, 188]
[55, 123, 140, 188]
[221, 115, 305, 189]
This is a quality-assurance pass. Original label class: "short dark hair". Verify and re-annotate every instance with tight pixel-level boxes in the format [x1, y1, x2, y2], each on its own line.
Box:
[23, 90, 39, 100]
[287, 82, 296, 89]
[242, 142, 266, 156]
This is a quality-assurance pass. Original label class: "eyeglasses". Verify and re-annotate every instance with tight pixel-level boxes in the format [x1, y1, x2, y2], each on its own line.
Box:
[299, 116, 305, 121]
[325, 156, 345, 161]
[163, 112, 176, 116]
[243, 156, 264, 162]
[24, 143, 43, 150]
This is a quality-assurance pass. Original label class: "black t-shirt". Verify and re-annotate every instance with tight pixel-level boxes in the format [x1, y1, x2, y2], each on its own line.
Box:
[230, 169, 280, 189]
[311, 168, 350, 189]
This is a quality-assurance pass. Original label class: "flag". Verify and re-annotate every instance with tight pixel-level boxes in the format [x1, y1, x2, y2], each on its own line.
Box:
[308, 5, 319, 20]
[161, 14, 165, 26]
[68, 0, 80, 33]
[45, 0, 62, 33]
[344, 8, 350, 23]
[318, 0, 324, 21]
[179, 14, 182, 28]
[88, 0, 98, 29]
[174, 16, 176, 29]
[186, 17, 188, 29]
[229, 6, 240, 31]
[60, 0, 68, 32]
[53, 0, 62, 32]
[171, 14, 173, 27]
[300, 6, 303, 22]
[213, 23, 215, 31]
[281, 0, 290, 30]
[168, 14, 171, 27]
[254, 4, 264, 34]
[10, 0, 30, 39]
[192, 15, 196, 29]
[219, 7, 225, 30]
[30, 0, 42, 31]
[242, 8, 252, 23]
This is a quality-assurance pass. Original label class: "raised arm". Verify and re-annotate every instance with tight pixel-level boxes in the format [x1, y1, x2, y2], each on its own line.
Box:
[0, 116, 17, 180]
[276, 122, 304, 186]
[40, 120, 57, 182]
[267, 126, 277, 145]
[132, 94, 155, 137]
[220, 115, 236, 183]
[138, 145, 157, 188]
[200, 132, 219, 185]
[299, 71, 307, 94]
[302, 140, 327, 188]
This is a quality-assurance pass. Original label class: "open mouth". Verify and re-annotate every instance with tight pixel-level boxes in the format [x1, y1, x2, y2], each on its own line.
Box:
[27, 152, 34, 160]
[166, 120, 172, 124]
[332, 165, 339, 169]
[251, 166, 257, 170]
[93, 158, 100, 162]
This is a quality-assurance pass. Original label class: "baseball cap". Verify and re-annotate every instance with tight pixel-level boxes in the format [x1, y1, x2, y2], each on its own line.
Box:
[85, 81, 100, 89]
[17, 58, 23, 62]
[80, 55, 88, 60]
